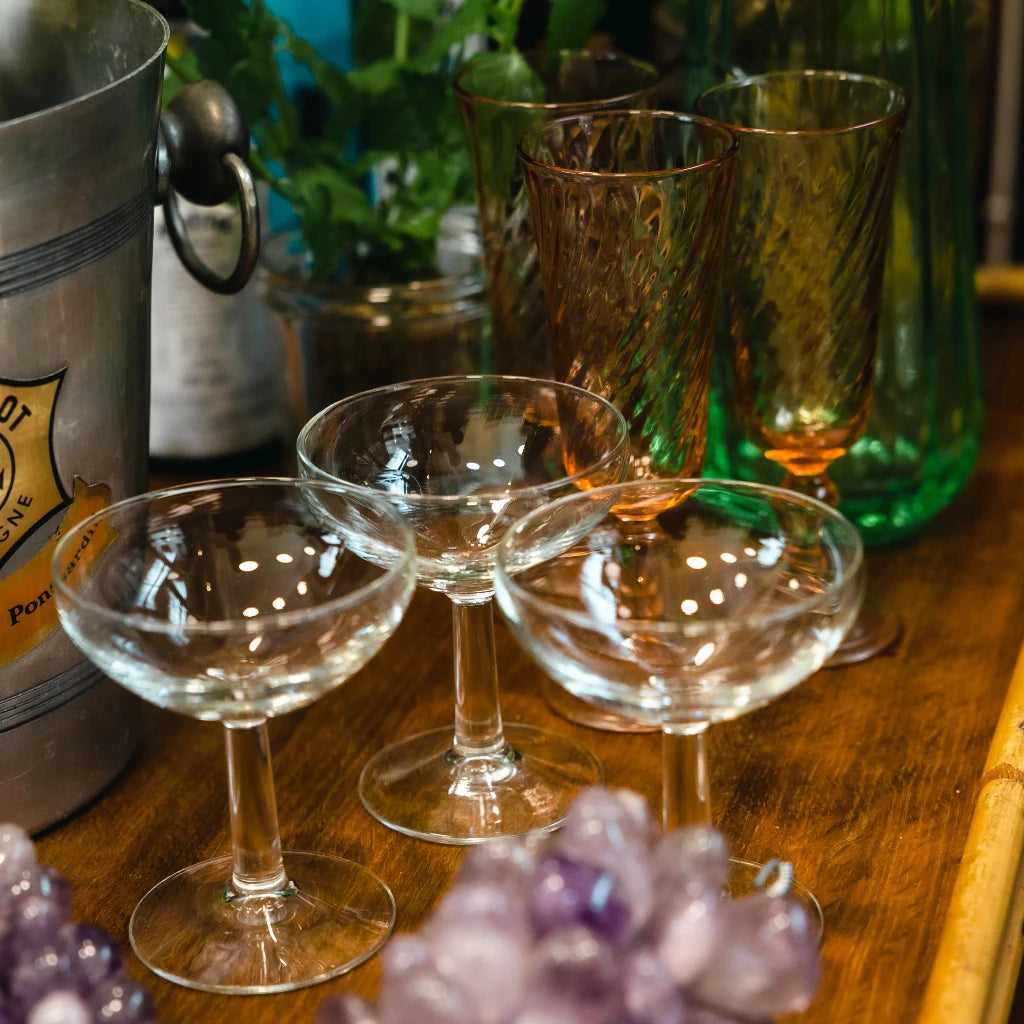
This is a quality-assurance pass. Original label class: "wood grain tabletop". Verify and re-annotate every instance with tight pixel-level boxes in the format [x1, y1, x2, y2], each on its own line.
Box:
[33, 301, 1024, 1024]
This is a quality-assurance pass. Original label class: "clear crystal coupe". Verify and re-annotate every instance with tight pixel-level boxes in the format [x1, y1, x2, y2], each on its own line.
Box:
[495, 478, 863, 912]
[52, 478, 416, 994]
[297, 375, 630, 844]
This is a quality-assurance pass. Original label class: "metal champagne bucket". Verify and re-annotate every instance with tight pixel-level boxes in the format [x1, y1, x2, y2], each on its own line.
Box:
[0, 0, 258, 832]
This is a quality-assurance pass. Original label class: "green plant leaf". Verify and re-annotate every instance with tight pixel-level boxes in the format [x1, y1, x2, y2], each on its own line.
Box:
[178, 0, 552, 281]
[546, 0, 608, 49]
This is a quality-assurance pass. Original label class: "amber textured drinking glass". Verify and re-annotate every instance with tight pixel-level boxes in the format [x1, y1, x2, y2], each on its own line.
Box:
[518, 110, 737, 483]
[696, 70, 907, 664]
[454, 51, 659, 379]
[515, 110, 737, 728]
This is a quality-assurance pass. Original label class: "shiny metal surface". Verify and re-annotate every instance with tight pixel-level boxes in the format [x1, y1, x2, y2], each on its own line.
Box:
[161, 80, 261, 293]
[0, 0, 167, 832]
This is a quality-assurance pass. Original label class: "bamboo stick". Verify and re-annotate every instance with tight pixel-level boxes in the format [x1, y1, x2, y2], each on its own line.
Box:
[917, 644, 1024, 1023]
[976, 264, 1024, 305]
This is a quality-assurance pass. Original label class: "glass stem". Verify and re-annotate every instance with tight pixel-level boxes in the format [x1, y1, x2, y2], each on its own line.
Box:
[451, 598, 506, 758]
[224, 721, 289, 895]
[781, 470, 839, 508]
[662, 724, 712, 831]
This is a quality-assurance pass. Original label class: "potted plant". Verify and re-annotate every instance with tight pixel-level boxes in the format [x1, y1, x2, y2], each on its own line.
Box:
[169, 0, 609, 433]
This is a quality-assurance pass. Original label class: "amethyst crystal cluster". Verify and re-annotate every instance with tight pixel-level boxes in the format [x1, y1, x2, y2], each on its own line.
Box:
[0, 823, 157, 1024]
[317, 787, 821, 1024]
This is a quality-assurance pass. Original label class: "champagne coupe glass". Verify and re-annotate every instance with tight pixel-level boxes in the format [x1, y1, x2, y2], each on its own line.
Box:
[52, 478, 416, 994]
[696, 70, 907, 664]
[296, 375, 630, 844]
[454, 50, 659, 378]
[496, 478, 863, 913]
[516, 109, 738, 728]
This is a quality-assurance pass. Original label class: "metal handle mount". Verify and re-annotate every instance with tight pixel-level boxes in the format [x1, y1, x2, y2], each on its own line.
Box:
[156, 80, 260, 295]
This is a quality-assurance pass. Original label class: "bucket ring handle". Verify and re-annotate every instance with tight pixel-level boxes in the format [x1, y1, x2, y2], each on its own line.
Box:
[157, 80, 260, 296]
[162, 152, 259, 296]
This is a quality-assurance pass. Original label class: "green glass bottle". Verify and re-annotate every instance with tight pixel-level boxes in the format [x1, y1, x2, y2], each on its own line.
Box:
[689, 0, 985, 546]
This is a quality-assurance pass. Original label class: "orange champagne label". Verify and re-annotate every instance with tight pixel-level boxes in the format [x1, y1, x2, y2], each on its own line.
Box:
[0, 369, 113, 666]
[0, 478, 112, 666]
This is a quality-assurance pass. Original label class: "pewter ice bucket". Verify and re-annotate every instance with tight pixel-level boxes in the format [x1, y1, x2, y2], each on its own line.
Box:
[0, 0, 258, 832]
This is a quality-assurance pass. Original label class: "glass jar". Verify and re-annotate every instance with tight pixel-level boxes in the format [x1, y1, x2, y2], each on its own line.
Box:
[259, 232, 493, 441]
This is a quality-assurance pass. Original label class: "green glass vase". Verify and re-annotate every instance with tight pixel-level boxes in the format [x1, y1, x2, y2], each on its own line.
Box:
[685, 0, 984, 545]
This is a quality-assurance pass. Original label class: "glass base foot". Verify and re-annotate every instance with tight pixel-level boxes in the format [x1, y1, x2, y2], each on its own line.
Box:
[359, 723, 603, 845]
[129, 852, 396, 994]
[727, 858, 824, 944]
[542, 678, 660, 733]
[826, 600, 903, 667]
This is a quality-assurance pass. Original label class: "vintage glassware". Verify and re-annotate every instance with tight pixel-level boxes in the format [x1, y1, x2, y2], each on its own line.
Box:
[516, 108, 737, 726]
[454, 50, 659, 378]
[518, 110, 737, 482]
[687, 0, 985, 546]
[52, 478, 416, 993]
[696, 70, 906, 663]
[495, 478, 864, 909]
[260, 231, 492, 445]
[297, 375, 630, 844]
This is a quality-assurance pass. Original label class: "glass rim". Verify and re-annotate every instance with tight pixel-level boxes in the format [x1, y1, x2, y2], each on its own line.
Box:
[453, 48, 659, 112]
[695, 69, 909, 137]
[52, 476, 416, 636]
[296, 374, 632, 507]
[516, 109, 739, 182]
[495, 477, 865, 638]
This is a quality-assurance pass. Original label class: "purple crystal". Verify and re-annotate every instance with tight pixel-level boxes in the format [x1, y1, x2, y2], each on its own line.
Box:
[686, 1005, 769, 1024]
[3, 866, 73, 953]
[0, 991, 17, 1024]
[429, 878, 528, 934]
[381, 933, 433, 977]
[528, 925, 622, 1023]
[690, 893, 821, 1018]
[551, 790, 658, 932]
[455, 835, 540, 897]
[25, 990, 91, 1024]
[528, 855, 632, 946]
[58, 923, 123, 991]
[377, 957, 475, 1024]
[378, 933, 474, 1024]
[0, 927, 14, 980]
[652, 827, 731, 896]
[314, 992, 380, 1024]
[506, 993, 608, 1024]
[620, 948, 688, 1024]
[8, 942, 74, 1015]
[0, 824, 37, 891]
[422, 881, 531, 1024]
[87, 976, 159, 1024]
[311, 787, 822, 1024]
[555, 788, 661, 866]
[649, 881, 724, 985]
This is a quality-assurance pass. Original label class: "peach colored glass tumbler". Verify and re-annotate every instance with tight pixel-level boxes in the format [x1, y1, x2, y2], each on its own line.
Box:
[696, 71, 907, 664]
[517, 110, 738, 483]
[517, 110, 738, 730]
[454, 51, 658, 379]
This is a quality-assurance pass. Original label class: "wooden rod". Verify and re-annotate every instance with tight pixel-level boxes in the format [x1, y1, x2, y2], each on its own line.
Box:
[918, 643, 1024, 1023]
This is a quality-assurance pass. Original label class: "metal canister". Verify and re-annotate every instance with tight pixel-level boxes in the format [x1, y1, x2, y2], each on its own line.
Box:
[0, 0, 258, 832]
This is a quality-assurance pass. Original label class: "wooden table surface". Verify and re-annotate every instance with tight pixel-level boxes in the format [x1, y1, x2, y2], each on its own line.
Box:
[34, 300, 1024, 1024]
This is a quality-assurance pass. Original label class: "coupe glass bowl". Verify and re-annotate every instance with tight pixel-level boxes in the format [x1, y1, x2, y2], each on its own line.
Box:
[298, 375, 631, 843]
[52, 478, 416, 993]
[495, 478, 863, 915]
